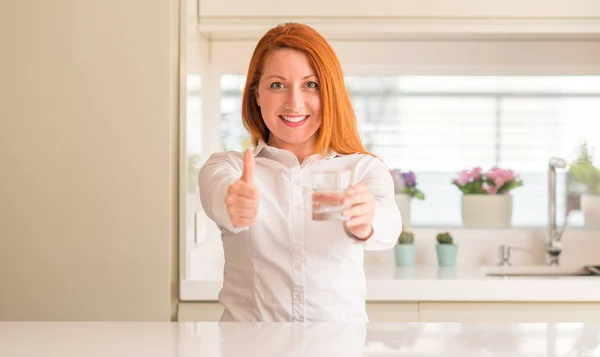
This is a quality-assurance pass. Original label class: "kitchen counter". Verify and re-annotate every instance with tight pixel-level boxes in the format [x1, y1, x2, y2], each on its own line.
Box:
[180, 265, 600, 302]
[2, 321, 599, 356]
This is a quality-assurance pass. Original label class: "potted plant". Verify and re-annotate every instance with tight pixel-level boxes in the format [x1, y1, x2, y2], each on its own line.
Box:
[567, 142, 600, 228]
[436, 232, 458, 267]
[452, 166, 523, 228]
[394, 226, 415, 266]
[390, 169, 425, 228]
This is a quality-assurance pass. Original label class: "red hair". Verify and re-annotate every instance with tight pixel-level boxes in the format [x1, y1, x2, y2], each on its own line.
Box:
[241, 23, 371, 157]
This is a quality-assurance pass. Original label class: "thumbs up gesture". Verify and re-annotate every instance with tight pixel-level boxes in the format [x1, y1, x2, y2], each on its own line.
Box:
[225, 149, 259, 228]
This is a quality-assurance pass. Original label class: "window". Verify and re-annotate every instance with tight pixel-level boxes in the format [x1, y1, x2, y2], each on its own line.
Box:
[220, 74, 600, 228]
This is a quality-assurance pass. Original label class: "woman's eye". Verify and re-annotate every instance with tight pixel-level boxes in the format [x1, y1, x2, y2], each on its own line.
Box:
[269, 82, 284, 89]
[306, 81, 319, 89]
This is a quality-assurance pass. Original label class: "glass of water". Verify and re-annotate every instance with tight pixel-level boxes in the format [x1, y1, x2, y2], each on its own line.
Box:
[311, 170, 352, 221]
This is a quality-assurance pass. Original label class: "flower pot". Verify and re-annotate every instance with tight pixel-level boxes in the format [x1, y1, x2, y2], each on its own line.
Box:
[436, 244, 458, 267]
[581, 194, 600, 228]
[394, 244, 415, 266]
[394, 193, 412, 227]
[461, 194, 512, 228]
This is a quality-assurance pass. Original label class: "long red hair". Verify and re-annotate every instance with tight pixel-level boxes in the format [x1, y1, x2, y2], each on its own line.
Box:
[241, 23, 371, 157]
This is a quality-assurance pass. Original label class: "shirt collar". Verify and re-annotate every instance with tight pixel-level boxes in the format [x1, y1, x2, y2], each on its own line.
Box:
[253, 139, 340, 160]
[253, 139, 267, 156]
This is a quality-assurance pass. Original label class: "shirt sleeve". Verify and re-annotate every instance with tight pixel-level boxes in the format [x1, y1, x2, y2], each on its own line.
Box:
[347, 156, 403, 251]
[198, 151, 248, 234]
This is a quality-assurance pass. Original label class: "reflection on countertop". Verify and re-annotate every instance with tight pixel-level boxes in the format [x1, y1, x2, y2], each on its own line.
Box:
[1, 321, 599, 357]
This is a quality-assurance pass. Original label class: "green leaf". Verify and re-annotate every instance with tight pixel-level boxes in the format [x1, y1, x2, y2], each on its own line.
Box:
[497, 180, 523, 194]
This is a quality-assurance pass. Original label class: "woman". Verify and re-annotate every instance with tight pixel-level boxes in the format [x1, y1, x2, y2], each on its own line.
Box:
[199, 23, 402, 322]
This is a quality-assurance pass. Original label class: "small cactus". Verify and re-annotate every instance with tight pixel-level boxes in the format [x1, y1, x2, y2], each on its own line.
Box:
[436, 232, 453, 244]
[397, 226, 414, 244]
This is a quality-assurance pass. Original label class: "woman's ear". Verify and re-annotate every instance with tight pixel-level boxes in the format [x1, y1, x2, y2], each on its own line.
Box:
[255, 90, 260, 107]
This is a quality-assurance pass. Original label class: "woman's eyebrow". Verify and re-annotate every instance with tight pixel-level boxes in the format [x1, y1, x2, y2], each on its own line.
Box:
[265, 74, 317, 81]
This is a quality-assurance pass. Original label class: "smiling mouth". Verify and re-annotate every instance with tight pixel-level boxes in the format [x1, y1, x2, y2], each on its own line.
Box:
[279, 115, 309, 123]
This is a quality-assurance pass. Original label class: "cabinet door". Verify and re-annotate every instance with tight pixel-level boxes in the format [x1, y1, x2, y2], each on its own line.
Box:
[178, 303, 224, 322]
[419, 302, 600, 323]
[178, 302, 419, 322]
[199, 0, 599, 19]
[367, 303, 419, 322]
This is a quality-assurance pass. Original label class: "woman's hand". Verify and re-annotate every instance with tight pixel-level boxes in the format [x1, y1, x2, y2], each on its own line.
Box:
[342, 183, 375, 239]
[225, 149, 259, 228]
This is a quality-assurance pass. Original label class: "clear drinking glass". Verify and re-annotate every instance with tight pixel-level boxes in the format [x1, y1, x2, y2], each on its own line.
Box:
[311, 170, 352, 221]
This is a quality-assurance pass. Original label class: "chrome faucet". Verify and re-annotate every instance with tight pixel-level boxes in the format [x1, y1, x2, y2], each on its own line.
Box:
[547, 157, 568, 266]
[498, 245, 531, 266]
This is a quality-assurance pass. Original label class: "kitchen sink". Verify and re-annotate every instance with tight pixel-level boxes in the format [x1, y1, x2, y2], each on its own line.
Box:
[481, 265, 597, 276]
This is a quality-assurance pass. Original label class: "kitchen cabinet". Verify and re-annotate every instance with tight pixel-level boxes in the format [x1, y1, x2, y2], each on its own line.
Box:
[366, 303, 419, 322]
[197, 0, 600, 37]
[178, 302, 600, 322]
[177, 303, 418, 322]
[199, 0, 597, 20]
[418, 302, 600, 323]
[178, 303, 224, 322]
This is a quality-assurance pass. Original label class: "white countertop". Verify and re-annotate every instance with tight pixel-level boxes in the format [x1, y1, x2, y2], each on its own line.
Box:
[180, 265, 600, 302]
[2, 321, 599, 356]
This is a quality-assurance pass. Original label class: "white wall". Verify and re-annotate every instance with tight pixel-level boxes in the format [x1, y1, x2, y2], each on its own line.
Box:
[0, 0, 179, 320]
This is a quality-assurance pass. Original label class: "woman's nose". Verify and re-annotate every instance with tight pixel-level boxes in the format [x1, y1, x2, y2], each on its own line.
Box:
[285, 89, 305, 111]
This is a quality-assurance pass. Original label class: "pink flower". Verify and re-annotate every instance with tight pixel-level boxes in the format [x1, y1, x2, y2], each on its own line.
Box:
[454, 171, 470, 186]
[487, 167, 518, 189]
[483, 182, 499, 194]
[454, 165, 523, 195]
[453, 167, 483, 185]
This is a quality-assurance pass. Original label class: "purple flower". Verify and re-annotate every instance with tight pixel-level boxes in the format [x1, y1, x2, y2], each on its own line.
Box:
[401, 171, 416, 188]
[389, 169, 425, 200]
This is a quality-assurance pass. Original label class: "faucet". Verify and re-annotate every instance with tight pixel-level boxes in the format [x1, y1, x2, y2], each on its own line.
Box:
[547, 157, 568, 266]
[498, 245, 531, 266]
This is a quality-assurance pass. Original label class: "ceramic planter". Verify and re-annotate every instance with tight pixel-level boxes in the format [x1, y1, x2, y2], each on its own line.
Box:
[436, 244, 458, 267]
[461, 194, 512, 228]
[394, 244, 415, 266]
[394, 193, 412, 228]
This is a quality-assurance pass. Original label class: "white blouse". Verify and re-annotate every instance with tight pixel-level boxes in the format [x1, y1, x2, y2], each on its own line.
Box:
[198, 141, 402, 322]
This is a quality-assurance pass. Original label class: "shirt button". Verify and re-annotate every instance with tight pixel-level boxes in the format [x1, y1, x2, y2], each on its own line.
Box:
[294, 263, 302, 271]
[294, 205, 302, 211]
[293, 180, 300, 186]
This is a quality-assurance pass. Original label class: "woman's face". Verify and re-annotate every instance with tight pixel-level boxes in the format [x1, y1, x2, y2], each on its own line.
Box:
[255, 48, 322, 153]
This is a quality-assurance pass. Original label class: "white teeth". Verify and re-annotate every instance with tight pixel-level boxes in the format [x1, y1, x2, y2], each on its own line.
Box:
[280, 115, 307, 123]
